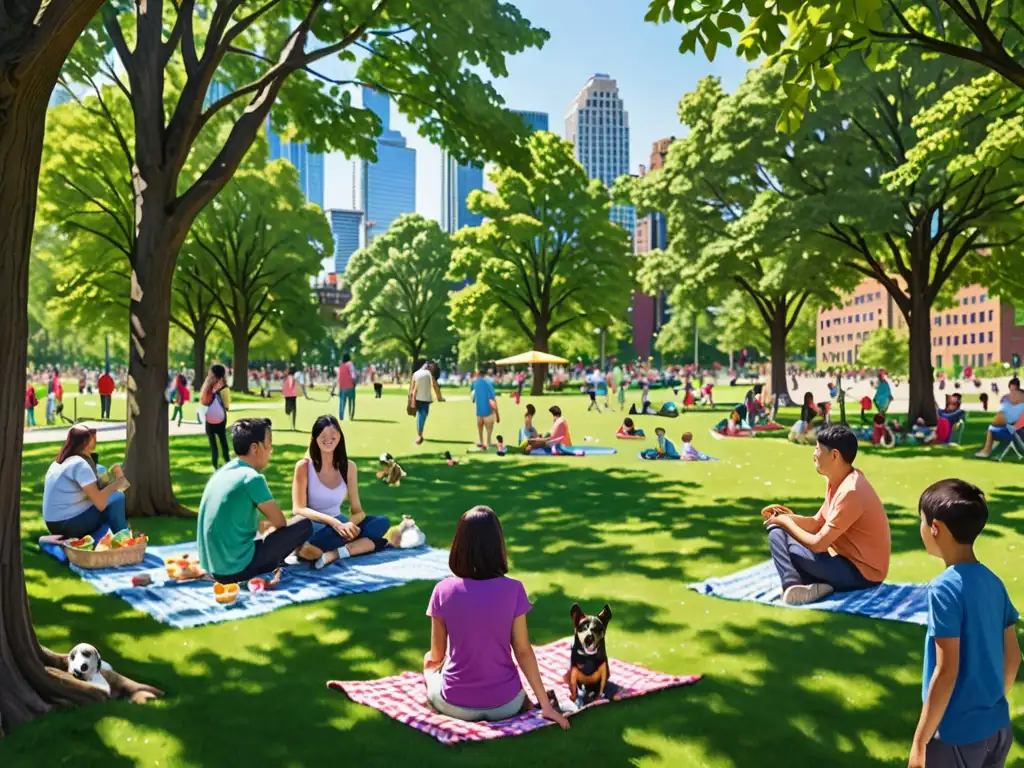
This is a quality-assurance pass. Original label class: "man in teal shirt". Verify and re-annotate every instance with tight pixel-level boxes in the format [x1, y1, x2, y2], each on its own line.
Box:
[197, 418, 313, 583]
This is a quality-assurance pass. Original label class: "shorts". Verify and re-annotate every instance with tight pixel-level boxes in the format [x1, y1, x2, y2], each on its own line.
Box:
[477, 412, 497, 426]
[588, 391, 597, 402]
[284, 396, 297, 415]
[926, 725, 1012, 768]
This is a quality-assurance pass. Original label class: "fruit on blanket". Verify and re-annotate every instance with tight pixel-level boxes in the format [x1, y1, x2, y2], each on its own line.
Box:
[94, 532, 115, 552]
[68, 535, 94, 550]
[110, 529, 133, 548]
[165, 553, 205, 581]
[213, 582, 239, 604]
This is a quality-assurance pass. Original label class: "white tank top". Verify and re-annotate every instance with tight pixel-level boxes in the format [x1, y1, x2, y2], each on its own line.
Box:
[305, 459, 348, 519]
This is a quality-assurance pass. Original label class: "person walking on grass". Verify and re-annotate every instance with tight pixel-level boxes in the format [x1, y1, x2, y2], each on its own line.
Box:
[25, 380, 38, 428]
[909, 479, 1020, 768]
[170, 374, 190, 427]
[471, 368, 500, 450]
[97, 369, 115, 420]
[200, 364, 231, 470]
[409, 360, 444, 445]
[585, 367, 601, 413]
[281, 367, 298, 431]
[46, 368, 57, 425]
[335, 352, 357, 421]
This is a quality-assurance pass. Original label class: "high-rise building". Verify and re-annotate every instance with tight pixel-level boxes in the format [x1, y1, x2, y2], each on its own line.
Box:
[513, 110, 549, 134]
[328, 209, 364, 275]
[565, 74, 634, 233]
[817, 278, 1024, 368]
[266, 119, 325, 209]
[361, 86, 416, 243]
[440, 153, 484, 234]
[632, 140, 675, 359]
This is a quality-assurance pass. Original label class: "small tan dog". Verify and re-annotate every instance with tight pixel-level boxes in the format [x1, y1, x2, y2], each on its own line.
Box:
[376, 453, 407, 486]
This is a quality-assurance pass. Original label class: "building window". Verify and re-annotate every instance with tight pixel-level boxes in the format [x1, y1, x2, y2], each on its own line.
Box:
[962, 297, 968, 305]
[971, 312, 976, 323]
[953, 315, 958, 325]
[971, 296, 976, 304]
[855, 313, 860, 322]
[962, 334, 967, 344]
[962, 314, 967, 324]
[988, 331, 993, 343]
[971, 333, 976, 343]
[989, 310, 994, 321]
[954, 337, 959, 346]
[980, 294, 987, 302]
[827, 336, 831, 344]
[988, 353, 993, 362]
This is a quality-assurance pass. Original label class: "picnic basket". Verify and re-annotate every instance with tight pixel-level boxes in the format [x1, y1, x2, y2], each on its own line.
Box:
[63, 538, 147, 569]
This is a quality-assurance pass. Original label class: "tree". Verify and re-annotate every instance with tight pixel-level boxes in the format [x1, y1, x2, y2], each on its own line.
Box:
[643, 0, 1024, 129]
[449, 132, 634, 394]
[186, 160, 331, 391]
[172, 248, 222, 383]
[341, 214, 456, 370]
[615, 74, 855, 403]
[858, 327, 911, 376]
[56, 1, 546, 516]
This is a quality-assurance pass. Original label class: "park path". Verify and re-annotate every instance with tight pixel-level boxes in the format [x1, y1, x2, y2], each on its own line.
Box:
[23, 420, 206, 445]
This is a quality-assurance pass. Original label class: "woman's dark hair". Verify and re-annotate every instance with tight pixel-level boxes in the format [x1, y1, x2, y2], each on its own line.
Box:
[449, 506, 508, 579]
[525, 403, 536, 417]
[56, 425, 97, 465]
[289, 366, 297, 376]
[309, 414, 348, 475]
[803, 391, 814, 406]
[342, 352, 351, 363]
[549, 405, 562, 417]
[211, 364, 226, 380]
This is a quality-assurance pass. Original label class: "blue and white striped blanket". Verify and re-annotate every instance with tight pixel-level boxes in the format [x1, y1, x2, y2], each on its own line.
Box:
[64, 542, 452, 630]
[688, 560, 928, 625]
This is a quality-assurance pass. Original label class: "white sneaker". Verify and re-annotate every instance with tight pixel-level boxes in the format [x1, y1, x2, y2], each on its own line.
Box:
[782, 583, 834, 605]
[283, 554, 300, 567]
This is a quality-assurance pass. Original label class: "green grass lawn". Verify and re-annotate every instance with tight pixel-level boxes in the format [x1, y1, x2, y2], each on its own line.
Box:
[4, 390, 1023, 767]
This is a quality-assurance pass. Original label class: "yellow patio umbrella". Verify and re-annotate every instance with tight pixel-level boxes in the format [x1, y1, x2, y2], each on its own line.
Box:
[493, 350, 569, 366]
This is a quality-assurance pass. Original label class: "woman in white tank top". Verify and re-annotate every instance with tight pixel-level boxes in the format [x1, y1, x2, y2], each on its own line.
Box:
[292, 415, 391, 569]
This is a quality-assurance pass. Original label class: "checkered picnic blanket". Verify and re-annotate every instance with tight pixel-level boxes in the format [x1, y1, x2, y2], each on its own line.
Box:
[327, 638, 700, 745]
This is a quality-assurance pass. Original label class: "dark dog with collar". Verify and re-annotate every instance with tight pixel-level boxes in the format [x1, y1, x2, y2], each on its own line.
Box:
[567, 603, 612, 705]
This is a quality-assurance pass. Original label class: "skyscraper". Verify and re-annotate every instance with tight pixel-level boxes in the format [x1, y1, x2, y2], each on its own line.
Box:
[512, 110, 549, 134]
[440, 152, 484, 233]
[328, 209, 364, 275]
[565, 74, 634, 234]
[266, 119, 325, 209]
[361, 86, 416, 243]
[632, 139, 675, 359]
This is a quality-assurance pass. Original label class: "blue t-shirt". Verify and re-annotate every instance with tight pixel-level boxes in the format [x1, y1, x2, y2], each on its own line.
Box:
[923, 563, 1018, 745]
[471, 377, 496, 418]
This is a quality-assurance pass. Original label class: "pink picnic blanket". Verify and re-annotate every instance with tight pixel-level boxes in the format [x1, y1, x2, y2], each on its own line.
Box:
[326, 638, 700, 745]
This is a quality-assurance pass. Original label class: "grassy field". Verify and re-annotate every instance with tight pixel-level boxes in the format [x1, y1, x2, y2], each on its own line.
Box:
[4, 389, 1022, 767]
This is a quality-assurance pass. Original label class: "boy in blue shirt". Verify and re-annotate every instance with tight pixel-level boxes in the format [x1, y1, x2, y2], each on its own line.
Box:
[911, 479, 1021, 768]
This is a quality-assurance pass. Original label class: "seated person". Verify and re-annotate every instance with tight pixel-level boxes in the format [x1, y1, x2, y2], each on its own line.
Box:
[43, 425, 130, 539]
[976, 377, 1024, 458]
[789, 392, 818, 442]
[424, 506, 569, 729]
[197, 418, 314, 584]
[762, 424, 891, 605]
[517, 403, 540, 446]
[938, 393, 966, 427]
[680, 432, 702, 461]
[524, 406, 571, 453]
[291, 415, 390, 570]
[616, 417, 645, 438]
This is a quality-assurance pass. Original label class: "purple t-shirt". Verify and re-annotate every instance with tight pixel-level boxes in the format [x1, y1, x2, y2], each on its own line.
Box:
[427, 576, 531, 708]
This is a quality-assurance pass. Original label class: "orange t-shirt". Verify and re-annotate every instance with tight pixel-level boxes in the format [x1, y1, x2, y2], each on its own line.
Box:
[814, 469, 891, 583]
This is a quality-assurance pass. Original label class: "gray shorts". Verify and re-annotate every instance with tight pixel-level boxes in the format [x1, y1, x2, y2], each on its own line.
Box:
[424, 665, 525, 722]
[927, 725, 1013, 768]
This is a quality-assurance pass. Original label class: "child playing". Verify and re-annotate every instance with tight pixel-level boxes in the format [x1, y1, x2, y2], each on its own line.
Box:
[518, 404, 540, 446]
[700, 381, 714, 407]
[909, 479, 1020, 768]
[616, 417, 645, 438]
[424, 506, 570, 729]
[170, 374, 190, 427]
[680, 432, 701, 461]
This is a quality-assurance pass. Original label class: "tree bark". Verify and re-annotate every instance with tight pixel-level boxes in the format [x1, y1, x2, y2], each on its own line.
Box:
[231, 326, 249, 393]
[192, 330, 207, 386]
[531, 328, 549, 396]
[123, 212, 191, 518]
[769, 303, 791, 405]
[906, 295, 938, 425]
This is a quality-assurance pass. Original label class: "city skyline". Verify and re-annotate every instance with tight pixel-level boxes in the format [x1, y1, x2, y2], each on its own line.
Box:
[360, 86, 416, 245]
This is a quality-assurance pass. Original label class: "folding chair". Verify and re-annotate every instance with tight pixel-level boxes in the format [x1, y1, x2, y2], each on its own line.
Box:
[993, 426, 1024, 462]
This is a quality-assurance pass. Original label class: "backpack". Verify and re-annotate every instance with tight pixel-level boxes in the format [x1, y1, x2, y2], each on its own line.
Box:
[206, 390, 227, 423]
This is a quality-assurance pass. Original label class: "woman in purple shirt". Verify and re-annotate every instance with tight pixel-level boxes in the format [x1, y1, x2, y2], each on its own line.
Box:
[424, 506, 570, 728]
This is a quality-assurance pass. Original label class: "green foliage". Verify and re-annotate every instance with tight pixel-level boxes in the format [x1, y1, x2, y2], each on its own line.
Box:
[448, 131, 634, 356]
[643, 0, 1024, 130]
[856, 327, 910, 376]
[342, 214, 456, 367]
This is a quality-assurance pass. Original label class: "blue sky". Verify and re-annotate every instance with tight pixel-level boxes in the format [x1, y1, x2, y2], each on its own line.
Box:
[322, 0, 754, 220]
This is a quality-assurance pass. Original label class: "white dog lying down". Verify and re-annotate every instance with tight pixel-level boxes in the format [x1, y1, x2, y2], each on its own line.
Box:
[68, 643, 113, 696]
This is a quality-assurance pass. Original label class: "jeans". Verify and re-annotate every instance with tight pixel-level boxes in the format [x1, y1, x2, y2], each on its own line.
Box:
[46, 491, 128, 539]
[425, 664, 526, 722]
[206, 421, 230, 469]
[25, 407, 35, 427]
[308, 514, 391, 553]
[100, 394, 112, 419]
[213, 517, 314, 584]
[926, 724, 1012, 768]
[767, 526, 878, 592]
[46, 396, 55, 425]
[339, 388, 355, 420]
[416, 400, 430, 434]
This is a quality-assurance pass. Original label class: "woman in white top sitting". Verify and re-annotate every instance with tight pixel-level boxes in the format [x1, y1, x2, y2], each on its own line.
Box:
[292, 415, 391, 569]
[43, 425, 130, 538]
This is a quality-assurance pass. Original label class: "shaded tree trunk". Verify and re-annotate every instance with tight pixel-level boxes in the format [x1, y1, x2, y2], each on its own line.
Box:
[193, 330, 207, 386]
[906, 296, 938, 425]
[123, 210, 191, 518]
[531, 327, 549, 396]
[768, 303, 791, 406]
[231, 326, 249, 392]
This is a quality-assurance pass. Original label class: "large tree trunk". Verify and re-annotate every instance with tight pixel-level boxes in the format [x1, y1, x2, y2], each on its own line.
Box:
[231, 326, 249, 392]
[123, 216, 191, 517]
[531, 328, 549, 396]
[768, 303, 791, 406]
[192, 330, 207, 386]
[907, 295, 937, 426]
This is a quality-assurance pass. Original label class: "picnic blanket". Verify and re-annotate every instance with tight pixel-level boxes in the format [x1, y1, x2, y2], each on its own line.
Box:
[47, 540, 451, 629]
[526, 445, 617, 457]
[327, 638, 700, 745]
[688, 560, 928, 625]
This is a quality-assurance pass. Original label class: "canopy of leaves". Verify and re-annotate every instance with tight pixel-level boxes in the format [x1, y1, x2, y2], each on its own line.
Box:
[857, 326, 910, 376]
[448, 131, 634, 352]
[342, 213, 456, 366]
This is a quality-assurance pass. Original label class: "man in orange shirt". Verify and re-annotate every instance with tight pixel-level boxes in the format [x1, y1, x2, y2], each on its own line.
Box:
[763, 424, 891, 605]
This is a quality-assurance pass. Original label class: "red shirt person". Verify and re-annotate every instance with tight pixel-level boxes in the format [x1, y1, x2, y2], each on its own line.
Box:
[97, 371, 115, 419]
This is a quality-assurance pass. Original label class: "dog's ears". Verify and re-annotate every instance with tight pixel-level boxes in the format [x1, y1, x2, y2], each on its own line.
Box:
[598, 604, 612, 626]
[570, 603, 585, 627]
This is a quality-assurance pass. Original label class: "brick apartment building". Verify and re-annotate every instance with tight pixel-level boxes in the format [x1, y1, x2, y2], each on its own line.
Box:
[817, 278, 1024, 370]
